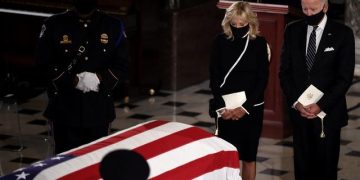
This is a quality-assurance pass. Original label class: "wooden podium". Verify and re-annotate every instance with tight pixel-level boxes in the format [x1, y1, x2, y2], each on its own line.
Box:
[217, 1, 302, 138]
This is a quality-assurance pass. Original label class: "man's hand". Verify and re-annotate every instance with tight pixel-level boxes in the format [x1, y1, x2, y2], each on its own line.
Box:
[304, 103, 321, 119]
[295, 102, 317, 119]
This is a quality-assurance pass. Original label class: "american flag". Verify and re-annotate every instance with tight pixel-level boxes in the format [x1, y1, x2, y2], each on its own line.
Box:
[0, 120, 241, 180]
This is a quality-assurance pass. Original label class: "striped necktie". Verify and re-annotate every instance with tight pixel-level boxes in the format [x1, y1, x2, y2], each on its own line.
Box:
[306, 25, 318, 71]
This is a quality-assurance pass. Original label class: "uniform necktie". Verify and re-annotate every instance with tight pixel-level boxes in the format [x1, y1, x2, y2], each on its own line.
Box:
[306, 25, 318, 71]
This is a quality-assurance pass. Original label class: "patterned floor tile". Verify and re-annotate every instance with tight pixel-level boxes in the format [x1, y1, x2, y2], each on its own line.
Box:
[349, 114, 360, 120]
[10, 157, 40, 164]
[38, 131, 50, 136]
[116, 103, 138, 109]
[256, 156, 269, 163]
[127, 114, 153, 120]
[347, 92, 360, 97]
[192, 121, 215, 128]
[17, 109, 42, 115]
[162, 101, 186, 107]
[177, 111, 201, 117]
[27, 119, 48, 126]
[1, 145, 26, 151]
[155, 91, 172, 97]
[195, 89, 212, 95]
[276, 141, 293, 147]
[259, 168, 288, 176]
[345, 151, 360, 157]
[348, 103, 360, 112]
[0, 134, 13, 140]
[340, 139, 352, 146]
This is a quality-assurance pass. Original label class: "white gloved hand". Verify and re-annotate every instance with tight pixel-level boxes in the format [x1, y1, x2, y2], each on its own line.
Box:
[75, 72, 100, 93]
[82, 72, 100, 92]
[75, 72, 90, 93]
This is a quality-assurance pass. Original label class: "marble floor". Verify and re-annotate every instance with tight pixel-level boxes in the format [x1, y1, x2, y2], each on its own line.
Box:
[1, 79, 360, 180]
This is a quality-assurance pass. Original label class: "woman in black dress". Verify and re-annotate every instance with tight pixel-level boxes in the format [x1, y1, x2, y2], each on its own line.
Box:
[209, 2, 270, 180]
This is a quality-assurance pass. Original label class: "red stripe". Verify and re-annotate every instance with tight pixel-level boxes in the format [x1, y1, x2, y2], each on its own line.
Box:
[59, 164, 100, 180]
[134, 126, 213, 159]
[59, 120, 169, 180]
[150, 151, 240, 180]
[69, 120, 168, 156]
[59, 125, 212, 179]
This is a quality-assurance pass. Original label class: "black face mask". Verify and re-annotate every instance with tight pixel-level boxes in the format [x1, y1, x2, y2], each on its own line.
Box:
[74, 0, 98, 15]
[230, 24, 249, 39]
[306, 9, 325, 25]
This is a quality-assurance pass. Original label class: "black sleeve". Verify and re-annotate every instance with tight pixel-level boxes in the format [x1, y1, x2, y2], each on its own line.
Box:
[318, 26, 355, 112]
[279, 24, 296, 106]
[97, 21, 129, 93]
[209, 36, 226, 109]
[242, 37, 269, 110]
[36, 17, 76, 96]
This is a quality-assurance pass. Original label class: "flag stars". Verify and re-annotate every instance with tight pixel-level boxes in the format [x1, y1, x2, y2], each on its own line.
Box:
[51, 156, 64, 160]
[32, 162, 46, 167]
[15, 171, 30, 180]
[13, 167, 27, 173]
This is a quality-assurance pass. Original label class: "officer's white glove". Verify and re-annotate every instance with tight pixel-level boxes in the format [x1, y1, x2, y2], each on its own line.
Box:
[75, 72, 89, 93]
[75, 72, 100, 93]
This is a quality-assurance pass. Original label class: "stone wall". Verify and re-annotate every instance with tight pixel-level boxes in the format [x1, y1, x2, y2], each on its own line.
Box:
[345, 0, 360, 77]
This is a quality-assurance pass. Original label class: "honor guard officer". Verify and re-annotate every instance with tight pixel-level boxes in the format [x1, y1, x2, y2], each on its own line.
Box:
[36, 0, 129, 154]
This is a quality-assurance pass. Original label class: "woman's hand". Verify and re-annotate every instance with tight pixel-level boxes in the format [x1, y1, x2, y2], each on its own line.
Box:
[221, 109, 233, 120]
[231, 107, 246, 120]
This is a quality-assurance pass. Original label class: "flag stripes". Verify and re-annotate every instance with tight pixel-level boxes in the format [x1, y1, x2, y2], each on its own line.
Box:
[1, 120, 241, 180]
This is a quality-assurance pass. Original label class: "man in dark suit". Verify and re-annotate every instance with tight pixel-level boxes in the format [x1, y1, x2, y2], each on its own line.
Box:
[279, 0, 355, 179]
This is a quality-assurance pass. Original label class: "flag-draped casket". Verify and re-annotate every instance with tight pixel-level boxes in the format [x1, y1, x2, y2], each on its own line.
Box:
[0, 120, 241, 180]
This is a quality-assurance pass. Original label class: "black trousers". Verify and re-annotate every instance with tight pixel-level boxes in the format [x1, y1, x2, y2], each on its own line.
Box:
[292, 117, 341, 180]
[52, 122, 110, 154]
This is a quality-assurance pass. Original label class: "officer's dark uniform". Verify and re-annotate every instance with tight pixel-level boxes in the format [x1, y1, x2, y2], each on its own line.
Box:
[36, 9, 128, 153]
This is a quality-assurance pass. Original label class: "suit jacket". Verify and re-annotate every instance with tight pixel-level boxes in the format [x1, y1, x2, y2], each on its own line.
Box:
[279, 18, 355, 129]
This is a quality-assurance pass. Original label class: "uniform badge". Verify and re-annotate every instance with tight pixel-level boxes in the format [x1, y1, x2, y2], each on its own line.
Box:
[100, 33, 108, 44]
[39, 25, 46, 38]
[60, 35, 72, 44]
